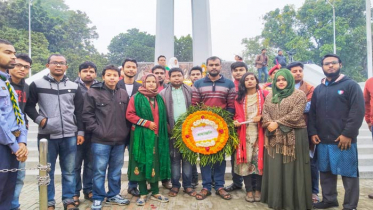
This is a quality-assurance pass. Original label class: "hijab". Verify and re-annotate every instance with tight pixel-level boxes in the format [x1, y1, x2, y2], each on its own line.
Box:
[138, 73, 159, 98]
[271, 69, 295, 104]
[168, 57, 179, 68]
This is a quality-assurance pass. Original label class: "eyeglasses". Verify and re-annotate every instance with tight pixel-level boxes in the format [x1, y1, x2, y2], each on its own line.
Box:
[14, 63, 31, 70]
[323, 61, 339, 66]
[49, 62, 67, 66]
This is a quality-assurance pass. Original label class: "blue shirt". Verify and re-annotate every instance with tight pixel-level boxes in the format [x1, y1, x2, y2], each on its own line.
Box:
[0, 71, 27, 153]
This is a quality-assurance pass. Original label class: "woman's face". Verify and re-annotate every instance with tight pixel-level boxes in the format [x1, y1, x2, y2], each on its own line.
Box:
[276, 75, 288, 90]
[244, 75, 257, 89]
[174, 59, 178, 65]
[145, 76, 157, 91]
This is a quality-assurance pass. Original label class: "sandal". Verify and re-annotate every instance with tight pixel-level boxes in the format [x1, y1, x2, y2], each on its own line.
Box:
[183, 188, 197, 197]
[168, 187, 179, 197]
[216, 187, 232, 200]
[312, 193, 320, 203]
[245, 192, 254, 203]
[196, 188, 211, 200]
[136, 195, 147, 206]
[84, 192, 93, 201]
[73, 196, 80, 207]
[254, 191, 261, 202]
[151, 194, 169, 203]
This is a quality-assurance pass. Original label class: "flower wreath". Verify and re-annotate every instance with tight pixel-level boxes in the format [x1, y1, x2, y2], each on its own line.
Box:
[172, 104, 239, 166]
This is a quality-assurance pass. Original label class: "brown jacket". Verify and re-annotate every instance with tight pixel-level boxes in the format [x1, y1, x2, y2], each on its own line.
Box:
[298, 80, 314, 102]
[255, 54, 269, 68]
[82, 82, 129, 145]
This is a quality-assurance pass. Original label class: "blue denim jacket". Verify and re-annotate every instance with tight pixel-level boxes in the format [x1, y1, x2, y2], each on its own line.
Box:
[0, 71, 27, 153]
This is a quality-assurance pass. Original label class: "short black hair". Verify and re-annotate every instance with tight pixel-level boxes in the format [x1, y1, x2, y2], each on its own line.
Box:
[47, 54, 66, 64]
[168, 67, 184, 77]
[206, 56, 222, 65]
[79, 61, 97, 72]
[0, 39, 12, 45]
[321, 54, 342, 65]
[189, 66, 203, 75]
[122, 58, 138, 68]
[151, 65, 165, 73]
[157, 55, 166, 61]
[278, 49, 282, 53]
[231, 62, 248, 71]
[101, 64, 120, 76]
[262, 48, 266, 52]
[16, 53, 32, 65]
[286, 62, 304, 70]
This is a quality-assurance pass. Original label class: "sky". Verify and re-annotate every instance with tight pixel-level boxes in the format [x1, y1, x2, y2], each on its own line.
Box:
[64, 0, 305, 61]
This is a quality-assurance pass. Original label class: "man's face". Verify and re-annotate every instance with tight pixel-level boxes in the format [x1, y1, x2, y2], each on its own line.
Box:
[262, 50, 266, 54]
[170, 71, 183, 88]
[290, 66, 304, 83]
[158, 57, 166, 66]
[0, 43, 16, 71]
[46, 56, 68, 77]
[322, 57, 342, 78]
[79, 67, 97, 83]
[190, 70, 202, 83]
[153, 69, 165, 82]
[9, 58, 30, 80]
[123, 61, 137, 78]
[232, 67, 247, 81]
[278, 51, 283, 56]
[270, 70, 279, 80]
[102, 69, 119, 89]
[207, 59, 221, 77]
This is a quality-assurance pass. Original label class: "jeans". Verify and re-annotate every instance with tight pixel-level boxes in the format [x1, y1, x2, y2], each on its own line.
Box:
[200, 158, 226, 191]
[91, 143, 125, 201]
[171, 152, 193, 189]
[40, 137, 77, 207]
[311, 146, 319, 194]
[257, 67, 268, 83]
[231, 154, 243, 188]
[74, 133, 93, 196]
[192, 165, 198, 182]
[10, 161, 26, 209]
[0, 144, 18, 209]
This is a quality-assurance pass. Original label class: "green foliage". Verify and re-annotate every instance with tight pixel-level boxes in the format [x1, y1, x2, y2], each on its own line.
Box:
[241, 36, 276, 72]
[244, 0, 369, 81]
[172, 104, 239, 166]
[174, 35, 193, 62]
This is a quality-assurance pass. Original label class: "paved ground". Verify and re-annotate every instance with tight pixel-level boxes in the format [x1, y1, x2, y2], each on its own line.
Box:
[18, 179, 373, 210]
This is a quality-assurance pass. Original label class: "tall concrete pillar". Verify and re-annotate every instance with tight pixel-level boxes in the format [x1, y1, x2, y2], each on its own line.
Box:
[154, 0, 174, 63]
[191, 0, 212, 66]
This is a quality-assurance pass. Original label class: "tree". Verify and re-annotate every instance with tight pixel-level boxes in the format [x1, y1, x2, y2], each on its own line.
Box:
[241, 36, 276, 72]
[108, 28, 155, 65]
[174, 35, 193, 62]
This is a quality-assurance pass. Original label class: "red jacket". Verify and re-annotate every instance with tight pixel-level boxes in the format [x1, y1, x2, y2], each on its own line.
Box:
[364, 77, 373, 124]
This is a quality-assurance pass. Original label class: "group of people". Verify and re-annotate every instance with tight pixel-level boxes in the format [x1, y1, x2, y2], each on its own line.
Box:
[0, 37, 367, 210]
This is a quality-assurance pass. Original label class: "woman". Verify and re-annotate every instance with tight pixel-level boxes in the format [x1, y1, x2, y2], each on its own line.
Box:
[233, 72, 268, 202]
[168, 57, 179, 69]
[126, 74, 171, 206]
[261, 69, 312, 210]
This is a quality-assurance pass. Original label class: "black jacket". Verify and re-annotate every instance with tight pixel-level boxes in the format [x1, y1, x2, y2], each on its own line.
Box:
[117, 79, 141, 98]
[9, 78, 29, 125]
[308, 75, 365, 144]
[82, 82, 129, 145]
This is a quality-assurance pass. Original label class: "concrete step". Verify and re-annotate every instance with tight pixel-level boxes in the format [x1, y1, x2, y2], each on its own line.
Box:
[358, 154, 373, 166]
[357, 144, 373, 155]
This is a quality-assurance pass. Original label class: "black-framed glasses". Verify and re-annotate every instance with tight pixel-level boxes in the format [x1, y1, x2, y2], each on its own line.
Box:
[14, 63, 31, 70]
[323, 61, 339, 66]
[49, 62, 67, 66]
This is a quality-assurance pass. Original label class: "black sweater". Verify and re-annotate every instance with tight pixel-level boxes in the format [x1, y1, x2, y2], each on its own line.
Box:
[308, 75, 365, 144]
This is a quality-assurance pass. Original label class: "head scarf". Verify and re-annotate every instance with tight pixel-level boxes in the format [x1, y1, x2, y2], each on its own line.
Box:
[138, 73, 159, 98]
[168, 57, 179, 68]
[271, 69, 295, 104]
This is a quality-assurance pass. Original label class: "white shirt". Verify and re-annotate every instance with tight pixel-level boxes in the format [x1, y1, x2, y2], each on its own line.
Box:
[125, 84, 134, 97]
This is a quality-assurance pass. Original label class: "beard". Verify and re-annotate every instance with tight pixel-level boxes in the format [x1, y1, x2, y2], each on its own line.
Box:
[208, 70, 220, 77]
[124, 73, 135, 78]
[323, 68, 341, 79]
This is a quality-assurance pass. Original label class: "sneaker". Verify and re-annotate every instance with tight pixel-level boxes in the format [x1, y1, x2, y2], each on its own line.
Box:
[313, 201, 339, 209]
[91, 200, 102, 210]
[106, 194, 130, 206]
[136, 195, 147, 206]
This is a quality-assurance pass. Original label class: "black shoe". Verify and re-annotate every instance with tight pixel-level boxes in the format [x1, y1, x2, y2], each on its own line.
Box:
[127, 187, 140, 197]
[64, 203, 79, 210]
[224, 183, 242, 192]
[192, 178, 198, 188]
[313, 201, 339, 209]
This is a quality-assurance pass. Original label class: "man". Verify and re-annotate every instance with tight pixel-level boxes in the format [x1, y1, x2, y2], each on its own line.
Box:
[231, 61, 248, 90]
[159, 68, 195, 197]
[364, 73, 373, 199]
[274, 50, 287, 68]
[83, 65, 130, 209]
[152, 65, 169, 94]
[189, 66, 203, 85]
[192, 56, 236, 200]
[288, 61, 318, 202]
[255, 48, 269, 83]
[73, 61, 98, 205]
[308, 54, 364, 210]
[0, 39, 28, 209]
[158, 55, 170, 70]
[9, 53, 31, 210]
[117, 58, 141, 197]
[234, 55, 243, 62]
[25, 54, 84, 210]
